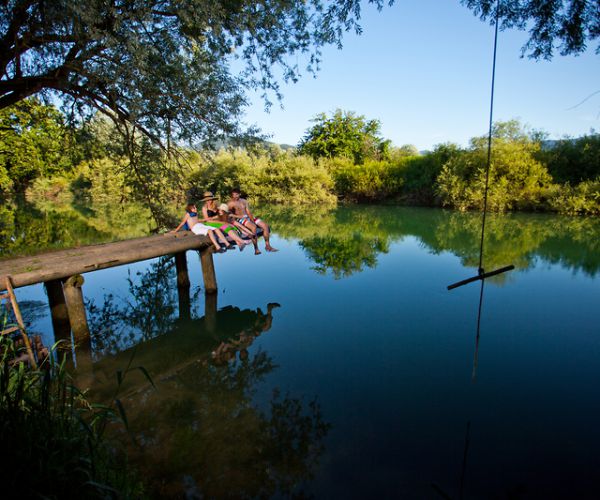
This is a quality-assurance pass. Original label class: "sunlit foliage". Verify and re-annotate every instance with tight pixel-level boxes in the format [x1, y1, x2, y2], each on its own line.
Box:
[298, 109, 391, 164]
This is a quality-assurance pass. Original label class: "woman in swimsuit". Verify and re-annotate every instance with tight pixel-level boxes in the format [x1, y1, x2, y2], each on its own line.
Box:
[200, 191, 220, 220]
[200, 193, 254, 251]
[170, 203, 230, 252]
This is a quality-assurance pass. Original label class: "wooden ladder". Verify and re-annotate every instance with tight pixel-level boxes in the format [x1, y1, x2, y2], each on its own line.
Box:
[1, 276, 37, 368]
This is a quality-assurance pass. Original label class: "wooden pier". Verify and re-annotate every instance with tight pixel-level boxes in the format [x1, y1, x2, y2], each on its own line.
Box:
[0, 231, 219, 342]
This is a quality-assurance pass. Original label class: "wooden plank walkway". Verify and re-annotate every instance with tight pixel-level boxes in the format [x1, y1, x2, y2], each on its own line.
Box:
[0, 232, 211, 291]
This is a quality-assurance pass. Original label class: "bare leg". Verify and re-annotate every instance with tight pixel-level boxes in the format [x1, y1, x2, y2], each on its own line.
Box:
[225, 228, 248, 250]
[213, 228, 231, 248]
[236, 220, 261, 255]
[250, 236, 260, 255]
[234, 221, 255, 238]
[257, 220, 277, 251]
[207, 230, 221, 251]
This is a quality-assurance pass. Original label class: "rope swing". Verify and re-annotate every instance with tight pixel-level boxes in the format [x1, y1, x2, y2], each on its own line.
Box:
[447, 0, 514, 292]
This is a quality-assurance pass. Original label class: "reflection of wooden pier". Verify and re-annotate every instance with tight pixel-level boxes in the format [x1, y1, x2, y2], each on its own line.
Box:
[0, 232, 219, 342]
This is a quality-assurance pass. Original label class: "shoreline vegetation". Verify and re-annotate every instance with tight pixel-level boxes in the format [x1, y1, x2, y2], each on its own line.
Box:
[1, 100, 599, 222]
[0, 335, 145, 498]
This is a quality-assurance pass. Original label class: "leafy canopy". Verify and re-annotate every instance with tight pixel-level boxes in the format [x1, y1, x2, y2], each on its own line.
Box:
[298, 109, 391, 164]
[0, 97, 77, 190]
[1, 0, 596, 153]
[461, 0, 600, 59]
[0, 0, 392, 149]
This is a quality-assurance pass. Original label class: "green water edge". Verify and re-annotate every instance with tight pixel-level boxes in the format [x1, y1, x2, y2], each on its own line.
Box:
[3, 198, 599, 279]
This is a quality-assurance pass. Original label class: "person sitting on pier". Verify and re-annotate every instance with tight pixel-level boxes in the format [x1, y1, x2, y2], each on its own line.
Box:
[170, 203, 231, 252]
[215, 203, 261, 254]
[199, 191, 219, 219]
[204, 203, 252, 251]
[227, 188, 278, 252]
[200, 192, 259, 254]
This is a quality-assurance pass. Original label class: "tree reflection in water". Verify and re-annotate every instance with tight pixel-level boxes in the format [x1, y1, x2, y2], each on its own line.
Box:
[300, 233, 389, 279]
[80, 260, 330, 498]
[260, 205, 600, 280]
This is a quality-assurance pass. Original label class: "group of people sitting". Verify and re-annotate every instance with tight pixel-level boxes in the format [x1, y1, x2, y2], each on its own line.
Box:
[170, 188, 277, 254]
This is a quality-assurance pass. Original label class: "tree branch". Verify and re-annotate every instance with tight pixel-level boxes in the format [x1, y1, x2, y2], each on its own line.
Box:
[0, 0, 36, 76]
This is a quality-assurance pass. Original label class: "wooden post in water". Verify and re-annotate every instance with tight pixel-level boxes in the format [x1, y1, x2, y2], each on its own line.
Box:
[174, 251, 190, 288]
[204, 291, 217, 334]
[199, 248, 218, 294]
[174, 252, 191, 320]
[62, 275, 90, 342]
[45, 279, 72, 342]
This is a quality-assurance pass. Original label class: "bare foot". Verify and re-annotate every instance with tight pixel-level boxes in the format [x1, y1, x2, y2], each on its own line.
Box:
[254, 249, 262, 255]
[265, 246, 278, 252]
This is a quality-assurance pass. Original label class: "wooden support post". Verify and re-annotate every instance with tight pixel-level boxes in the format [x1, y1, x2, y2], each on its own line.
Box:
[174, 251, 190, 288]
[44, 279, 72, 342]
[204, 291, 217, 334]
[175, 252, 191, 320]
[178, 286, 191, 321]
[62, 275, 90, 343]
[73, 341, 94, 388]
[200, 248, 218, 294]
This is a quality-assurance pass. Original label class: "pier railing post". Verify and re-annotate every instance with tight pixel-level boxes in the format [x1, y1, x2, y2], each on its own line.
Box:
[174, 251, 191, 320]
[62, 274, 91, 343]
[200, 248, 218, 294]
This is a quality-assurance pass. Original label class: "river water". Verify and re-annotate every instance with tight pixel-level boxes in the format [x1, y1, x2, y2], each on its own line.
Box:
[4, 203, 600, 498]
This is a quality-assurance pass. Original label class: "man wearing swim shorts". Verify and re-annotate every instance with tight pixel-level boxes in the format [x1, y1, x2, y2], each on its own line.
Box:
[227, 188, 278, 252]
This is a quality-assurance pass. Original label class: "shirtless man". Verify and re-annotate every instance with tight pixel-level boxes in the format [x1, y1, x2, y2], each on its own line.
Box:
[227, 188, 278, 252]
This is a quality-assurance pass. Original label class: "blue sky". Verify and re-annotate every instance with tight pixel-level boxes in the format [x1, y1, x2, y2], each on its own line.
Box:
[241, 0, 599, 151]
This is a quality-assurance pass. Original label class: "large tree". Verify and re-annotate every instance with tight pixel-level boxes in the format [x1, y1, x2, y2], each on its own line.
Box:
[1, 1, 597, 149]
[298, 109, 390, 164]
[0, 0, 392, 150]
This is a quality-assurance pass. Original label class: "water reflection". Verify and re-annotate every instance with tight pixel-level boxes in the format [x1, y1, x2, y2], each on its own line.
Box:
[433, 277, 485, 500]
[4, 200, 600, 282]
[69, 260, 330, 497]
[0, 198, 151, 258]
[300, 234, 389, 279]
[262, 205, 600, 279]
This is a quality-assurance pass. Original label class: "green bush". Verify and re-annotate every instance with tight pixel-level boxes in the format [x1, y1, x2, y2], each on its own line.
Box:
[548, 178, 600, 215]
[436, 139, 553, 212]
[190, 149, 336, 205]
[0, 337, 144, 498]
[329, 158, 403, 201]
[541, 132, 600, 184]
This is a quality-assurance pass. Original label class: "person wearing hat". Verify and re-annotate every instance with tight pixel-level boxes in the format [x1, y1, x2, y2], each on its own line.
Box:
[200, 191, 219, 219]
[168, 203, 231, 252]
[213, 203, 261, 254]
[201, 202, 251, 250]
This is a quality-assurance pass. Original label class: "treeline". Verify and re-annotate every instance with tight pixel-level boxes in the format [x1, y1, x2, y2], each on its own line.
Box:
[1, 100, 599, 217]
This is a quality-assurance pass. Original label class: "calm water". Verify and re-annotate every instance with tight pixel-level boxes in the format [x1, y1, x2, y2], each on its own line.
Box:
[5, 203, 600, 498]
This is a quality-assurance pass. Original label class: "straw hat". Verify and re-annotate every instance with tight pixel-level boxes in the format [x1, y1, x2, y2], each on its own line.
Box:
[200, 191, 217, 202]
[218, 203, 230, 213]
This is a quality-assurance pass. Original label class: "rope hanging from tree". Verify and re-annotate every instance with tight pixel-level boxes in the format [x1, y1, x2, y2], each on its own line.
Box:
[447, 0, 514, 292]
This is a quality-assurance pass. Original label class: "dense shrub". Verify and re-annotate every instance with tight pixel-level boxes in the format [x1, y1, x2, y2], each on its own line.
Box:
[0, 337, 144, 498]
[328, 157, 403, 201]
[548, 178, 600, 215]
[542, 133, 600, 184]
[436, 138, 553, 212]
[190, 149, 336, 205]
